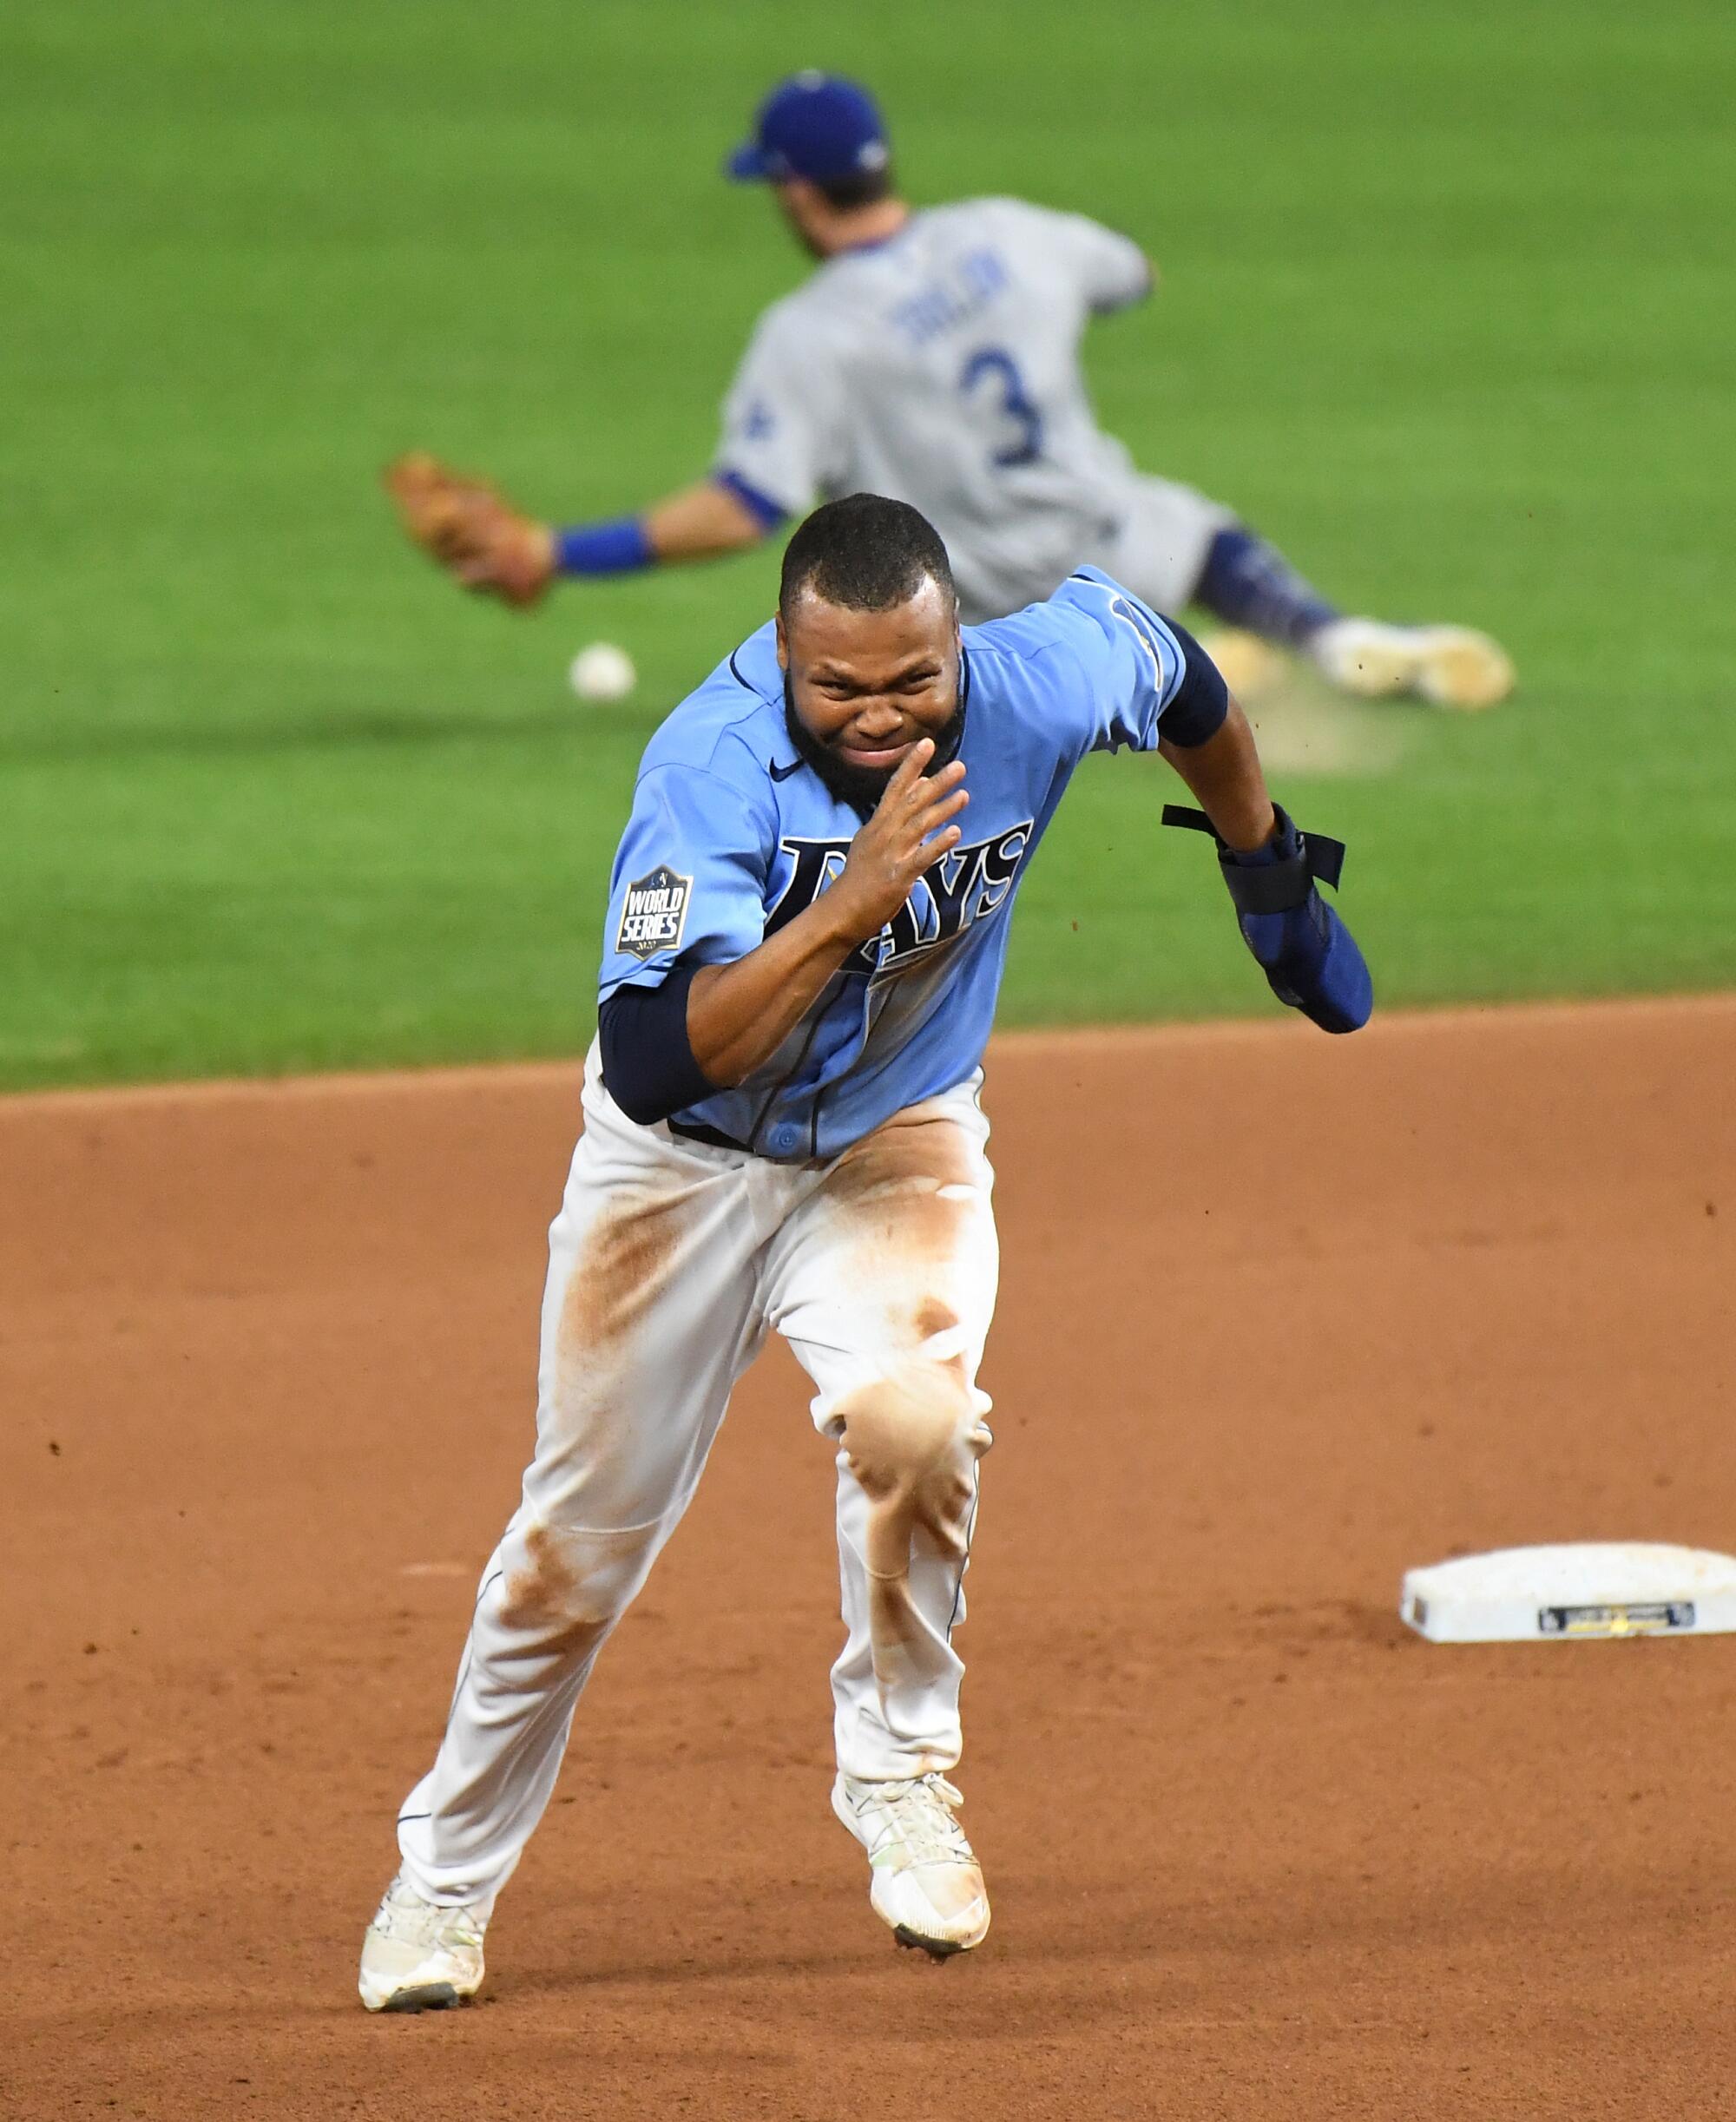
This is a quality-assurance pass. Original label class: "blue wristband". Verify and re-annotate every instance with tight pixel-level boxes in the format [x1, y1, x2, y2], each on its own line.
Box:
[555, 516, 655, 577]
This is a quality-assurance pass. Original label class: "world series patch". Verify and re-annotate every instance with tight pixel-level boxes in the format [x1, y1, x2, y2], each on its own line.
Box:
[616, 864, 692, 960]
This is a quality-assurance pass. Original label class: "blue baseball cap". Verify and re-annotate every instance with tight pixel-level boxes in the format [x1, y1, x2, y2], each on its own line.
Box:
[726, 72, 890, 185]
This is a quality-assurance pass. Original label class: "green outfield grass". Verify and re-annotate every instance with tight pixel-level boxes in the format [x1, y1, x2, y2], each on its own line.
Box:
[3, 0, 1732, 1088]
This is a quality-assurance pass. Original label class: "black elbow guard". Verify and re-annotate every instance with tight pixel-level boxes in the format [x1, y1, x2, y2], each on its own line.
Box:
[597, 962, 715, 1126]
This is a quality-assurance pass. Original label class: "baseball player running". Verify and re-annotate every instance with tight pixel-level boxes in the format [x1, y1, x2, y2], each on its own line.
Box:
[358, 493, 1372, 2010]
[386, 70, 1511, 710]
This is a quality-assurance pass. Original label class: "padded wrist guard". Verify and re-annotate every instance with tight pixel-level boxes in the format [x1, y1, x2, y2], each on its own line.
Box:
[1162, 804, 1372, 1035]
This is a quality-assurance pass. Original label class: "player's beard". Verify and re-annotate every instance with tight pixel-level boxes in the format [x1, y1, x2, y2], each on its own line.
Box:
[783, 674, 967, 816]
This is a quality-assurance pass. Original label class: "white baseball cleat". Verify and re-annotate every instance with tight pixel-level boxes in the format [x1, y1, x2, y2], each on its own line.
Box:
[1310, 617, 1514, 710]
[832, 1771, 991, 1956]
[358, 1873, 489, 2013]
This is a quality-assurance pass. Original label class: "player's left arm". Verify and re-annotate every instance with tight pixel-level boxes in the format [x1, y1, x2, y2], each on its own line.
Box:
[1159, 680, 1374, 1036]
[1056, 569, 1371, 1034]
[1157, 695, 1272, 852]
[643, 479, 769, 559]
[1041, 206, 1155, 314]
[382, 455, 768, 608]
[382, 308, 828, 606]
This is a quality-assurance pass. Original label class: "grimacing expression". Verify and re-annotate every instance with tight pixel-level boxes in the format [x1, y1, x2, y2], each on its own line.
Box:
[777, 576, 963, 803]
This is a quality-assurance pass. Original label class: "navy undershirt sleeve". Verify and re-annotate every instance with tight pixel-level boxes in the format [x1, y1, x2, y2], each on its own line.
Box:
[598, 961, 716, 1126]
[712, 468, 788, 534]
[1159, 618, 1231, 748]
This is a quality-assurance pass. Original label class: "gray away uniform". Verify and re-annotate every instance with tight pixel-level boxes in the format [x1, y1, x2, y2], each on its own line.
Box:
[714, 196, 1232, 623]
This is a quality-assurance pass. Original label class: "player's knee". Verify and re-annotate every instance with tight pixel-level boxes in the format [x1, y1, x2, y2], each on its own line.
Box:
[832, 1361, 983, 1503]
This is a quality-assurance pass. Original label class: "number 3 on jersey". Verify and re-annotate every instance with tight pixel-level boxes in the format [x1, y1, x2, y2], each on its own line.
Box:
[960, 347, 1042, 468]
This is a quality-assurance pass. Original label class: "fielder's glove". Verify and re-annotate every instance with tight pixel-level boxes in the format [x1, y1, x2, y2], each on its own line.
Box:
[1163, 803, 1373, 1034]
[382, 451, 555, 607]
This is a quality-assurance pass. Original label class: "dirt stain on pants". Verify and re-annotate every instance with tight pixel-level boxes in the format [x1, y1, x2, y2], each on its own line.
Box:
[829, 1361, 991, 1687]
[496, 1520, 648, 1668]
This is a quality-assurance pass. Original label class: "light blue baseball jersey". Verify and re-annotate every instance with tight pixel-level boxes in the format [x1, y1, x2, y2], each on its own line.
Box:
[598, 568, 1189, 1162]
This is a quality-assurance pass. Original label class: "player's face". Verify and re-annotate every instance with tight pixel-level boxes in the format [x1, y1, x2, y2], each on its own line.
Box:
[779, 578, 963, 800]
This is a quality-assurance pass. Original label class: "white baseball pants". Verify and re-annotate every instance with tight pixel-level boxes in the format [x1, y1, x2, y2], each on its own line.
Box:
[396, 1049, 998, 1910]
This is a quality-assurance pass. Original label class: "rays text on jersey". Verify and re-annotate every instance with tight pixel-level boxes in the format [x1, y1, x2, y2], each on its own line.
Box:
[766, 821, 1033, 978]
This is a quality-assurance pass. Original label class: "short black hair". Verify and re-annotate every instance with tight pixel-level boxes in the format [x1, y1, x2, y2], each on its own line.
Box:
[813, 165, 896, 213]
[779, 493, 956, 620]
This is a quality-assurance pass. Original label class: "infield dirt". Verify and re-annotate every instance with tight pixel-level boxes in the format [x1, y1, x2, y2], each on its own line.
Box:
[5, 999, 1733, 2119]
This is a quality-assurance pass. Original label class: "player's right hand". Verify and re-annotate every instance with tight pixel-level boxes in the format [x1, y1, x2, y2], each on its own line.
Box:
[832, 741, 969, 943]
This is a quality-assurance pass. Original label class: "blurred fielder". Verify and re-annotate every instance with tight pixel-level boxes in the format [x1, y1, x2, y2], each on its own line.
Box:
[387, 71, 1513, 710]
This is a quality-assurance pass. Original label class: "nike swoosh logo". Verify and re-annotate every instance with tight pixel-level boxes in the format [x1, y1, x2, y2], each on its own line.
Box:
[769, 758, 804, 782]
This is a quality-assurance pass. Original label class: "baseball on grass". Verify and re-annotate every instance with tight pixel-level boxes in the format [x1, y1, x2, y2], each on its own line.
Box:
[569, 641, 637, 701]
